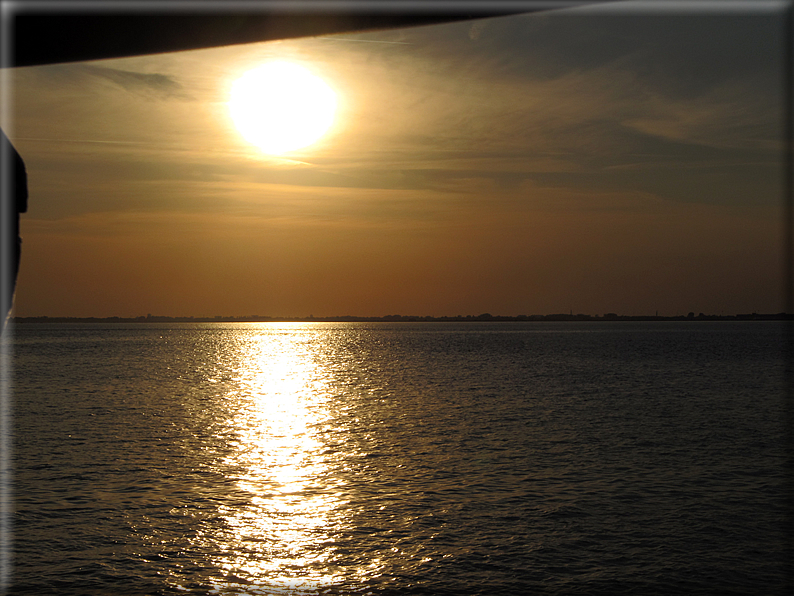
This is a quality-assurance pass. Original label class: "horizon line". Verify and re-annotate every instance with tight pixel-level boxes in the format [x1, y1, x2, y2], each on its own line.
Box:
[11, 311, 793, 323]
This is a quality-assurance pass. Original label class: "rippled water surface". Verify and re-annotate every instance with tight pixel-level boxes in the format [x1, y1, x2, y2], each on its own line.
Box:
[7, 322, 790, 594]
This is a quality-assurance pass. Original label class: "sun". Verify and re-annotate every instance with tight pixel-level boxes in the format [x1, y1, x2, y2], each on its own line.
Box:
[229, 61, 338, 155]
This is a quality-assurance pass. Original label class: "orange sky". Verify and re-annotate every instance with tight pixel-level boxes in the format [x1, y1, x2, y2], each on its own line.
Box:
[3, 4, 787, 317]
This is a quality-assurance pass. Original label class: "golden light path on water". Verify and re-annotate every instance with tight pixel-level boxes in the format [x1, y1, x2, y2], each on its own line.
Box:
[184, 324, 379, 593]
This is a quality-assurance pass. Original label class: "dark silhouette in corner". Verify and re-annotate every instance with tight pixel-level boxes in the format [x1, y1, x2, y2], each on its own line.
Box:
[1, 129, 27, 328]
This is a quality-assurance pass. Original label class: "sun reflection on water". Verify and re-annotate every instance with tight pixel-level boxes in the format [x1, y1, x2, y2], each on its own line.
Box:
[195, 325, 353, 593]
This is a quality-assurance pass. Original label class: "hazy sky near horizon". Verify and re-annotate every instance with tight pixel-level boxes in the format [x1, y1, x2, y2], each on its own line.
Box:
[4, 2, 787, 318]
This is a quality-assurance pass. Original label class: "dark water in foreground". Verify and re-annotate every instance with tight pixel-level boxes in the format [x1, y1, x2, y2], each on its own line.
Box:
[6, 322, 791, 595]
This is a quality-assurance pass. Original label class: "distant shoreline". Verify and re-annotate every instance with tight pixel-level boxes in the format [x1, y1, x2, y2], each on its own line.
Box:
[11, 312, 793, 323]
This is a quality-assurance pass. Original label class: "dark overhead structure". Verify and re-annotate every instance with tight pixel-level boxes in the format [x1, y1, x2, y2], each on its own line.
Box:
[6, 2, 601, 69]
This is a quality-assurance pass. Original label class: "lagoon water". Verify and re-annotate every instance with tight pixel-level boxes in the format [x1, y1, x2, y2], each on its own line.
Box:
[7, 322, 790, 595]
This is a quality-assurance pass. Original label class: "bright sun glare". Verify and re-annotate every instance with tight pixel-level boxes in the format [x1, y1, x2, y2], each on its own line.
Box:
[229, 61, 338, 155]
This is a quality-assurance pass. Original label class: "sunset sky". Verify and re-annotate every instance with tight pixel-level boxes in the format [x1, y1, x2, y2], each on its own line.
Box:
[3, 1, 787, 318]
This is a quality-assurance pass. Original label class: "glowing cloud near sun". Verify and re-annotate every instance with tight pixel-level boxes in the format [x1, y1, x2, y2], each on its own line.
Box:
[229, 61, 337, 155]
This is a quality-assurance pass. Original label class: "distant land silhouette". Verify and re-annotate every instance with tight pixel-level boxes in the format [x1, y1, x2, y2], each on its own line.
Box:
[12, 312, 793, 323]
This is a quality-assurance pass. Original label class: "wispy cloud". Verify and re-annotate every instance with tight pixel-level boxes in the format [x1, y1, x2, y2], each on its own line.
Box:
[76, 64, 188, 99]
